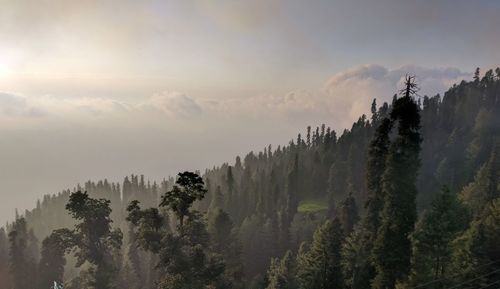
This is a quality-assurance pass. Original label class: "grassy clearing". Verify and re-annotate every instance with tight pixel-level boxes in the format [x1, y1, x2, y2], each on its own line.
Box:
[297, 199, 328, 213]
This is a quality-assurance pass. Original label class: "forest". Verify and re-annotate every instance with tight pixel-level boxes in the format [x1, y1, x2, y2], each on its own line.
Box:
[1, 68, 500, 289]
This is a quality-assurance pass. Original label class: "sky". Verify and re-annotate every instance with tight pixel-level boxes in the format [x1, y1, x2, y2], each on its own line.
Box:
[0, 0, 499, 224]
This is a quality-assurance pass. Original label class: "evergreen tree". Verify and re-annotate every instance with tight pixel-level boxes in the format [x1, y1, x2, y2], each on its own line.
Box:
[0, 228, 10, 288]
[306, 126, 311, 147]
[38, 230, 67, 289]
[208, 208, 244, 289]
[373, 76, 422, 289]
[451, 198, 500, 287]
[339, 193, 359, 235]
[365, 117, 393, 238]
[296, 219, 344, 289]
[265, 251, 297, 289]
[9, 218, 33, 289]
[350, 116, 393, 289]
[460, 148, 500, 217]
[407, 186, 469, 288]
[473, 67, 480, 83]
[341, 227, 373, 289]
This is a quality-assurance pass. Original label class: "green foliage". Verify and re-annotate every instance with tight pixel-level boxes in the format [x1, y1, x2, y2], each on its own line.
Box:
[460, 147, 500, 217]
[160, 171, 207, 228]
[341, 227, 373, 289]
[4, 69, 500, 289]
[126, 201, 165, 253]
[450, 198, 500, 287]
[0, 228, 11, 288]
[373, 84, 422, 289]
[297, 200, 328, 214]
[348, 116, 393, 289]
[407, 186, 469, 288]
[38, 231, 68, 289]
[265, 251, 297, 289]
[338, 193, 359, 234]
[128, 171, 233, 289]
[9, 218, 35, 289]
[239, 215, 279, 280]
[365, 117, 392, 238]
[61, 191, 123, 289]
[156, 213, 229, 289]
[208, 208, 245, 289]
[296, 219, 345, 289]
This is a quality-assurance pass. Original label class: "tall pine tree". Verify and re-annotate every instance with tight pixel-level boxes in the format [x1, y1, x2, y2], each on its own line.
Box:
[373, 76, 422, 289]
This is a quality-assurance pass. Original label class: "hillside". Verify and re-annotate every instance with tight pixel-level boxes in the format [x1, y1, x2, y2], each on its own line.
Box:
[1, 68, 500, 288]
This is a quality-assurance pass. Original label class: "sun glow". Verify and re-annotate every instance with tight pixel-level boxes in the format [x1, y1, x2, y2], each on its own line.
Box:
[0, 57, 13, 78]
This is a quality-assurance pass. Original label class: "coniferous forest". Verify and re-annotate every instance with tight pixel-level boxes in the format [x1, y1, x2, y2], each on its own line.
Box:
[2, 69, 500, 289]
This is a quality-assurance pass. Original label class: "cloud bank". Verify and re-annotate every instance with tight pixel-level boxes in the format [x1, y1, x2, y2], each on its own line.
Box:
[0, 64, 471, 130]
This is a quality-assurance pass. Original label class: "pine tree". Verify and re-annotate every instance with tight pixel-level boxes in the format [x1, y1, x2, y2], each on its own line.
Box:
[408, 186, 469, 287]
[0, 228, 11, 288]
[473, 67, 480, 83]
[296, 219, 344, 289]
[341, 227, 373, 289]
[339, 193, 359, 235]
[460, 148, 500, 217]
[371, 99, 378, 123]
[9, 218, 32, 289]
[225, 166, 236, 217]
[351, 116, 393, 289]
[451, 198, 500, 287]
[306, 126, 311, 147]
[208, 208, 244, 289]
[373, 76, 422, 289]
[265, 251, 297, 289]
[365, 117, 393, 237]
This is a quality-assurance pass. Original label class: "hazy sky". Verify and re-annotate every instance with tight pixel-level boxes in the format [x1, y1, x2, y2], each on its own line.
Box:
[0, 0, 499, 224]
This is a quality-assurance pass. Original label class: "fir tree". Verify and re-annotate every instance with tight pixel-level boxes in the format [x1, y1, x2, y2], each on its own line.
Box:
[408, 186, 469, 287]
[373, 76, 422, 289]
[296, 219, 344, 289]
[265, 251, 297, 289]
[339, 192, 359, 235]
[9, 218, 33, 289]
[0, 228, 10, 289]
[208, 208, 244, 289]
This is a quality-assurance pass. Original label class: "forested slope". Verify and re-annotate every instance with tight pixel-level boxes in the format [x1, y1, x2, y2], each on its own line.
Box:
[1, 68, 500, 289]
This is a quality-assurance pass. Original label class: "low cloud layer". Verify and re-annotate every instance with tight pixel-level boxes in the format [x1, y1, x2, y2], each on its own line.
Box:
[0, 93, 45, 118]
[0, 64, 471, 129]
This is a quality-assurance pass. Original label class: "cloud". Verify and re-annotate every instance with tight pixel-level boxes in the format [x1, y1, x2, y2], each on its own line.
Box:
[0, 92, 45, 118]
[192, 64, 471, 130]
[0, 90, 204, 127]
[322, 64, 472, 128]
[141, 91, 203, 118]
[0, 64, 471, 132]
